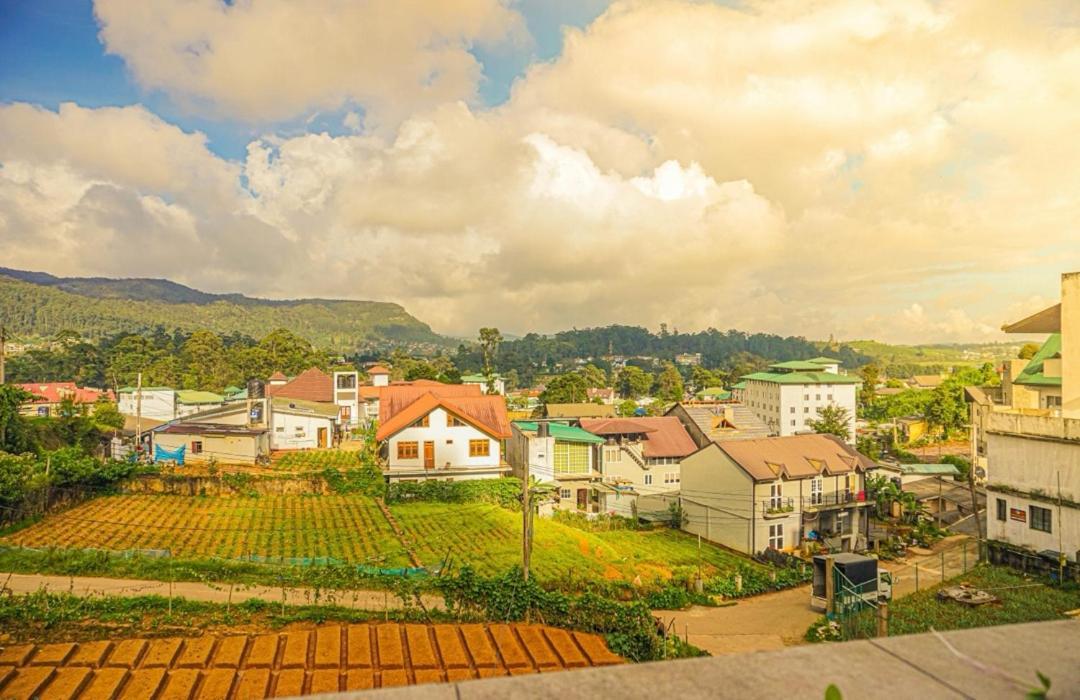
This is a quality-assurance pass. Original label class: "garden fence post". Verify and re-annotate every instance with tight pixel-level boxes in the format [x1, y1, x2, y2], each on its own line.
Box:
[940, 552, 945, 583]
[876, 601, 889, 638]
[914, 563, 919, 591]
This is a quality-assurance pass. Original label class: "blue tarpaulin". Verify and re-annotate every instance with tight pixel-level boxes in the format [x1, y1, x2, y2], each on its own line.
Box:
[154, 443, 186, 465]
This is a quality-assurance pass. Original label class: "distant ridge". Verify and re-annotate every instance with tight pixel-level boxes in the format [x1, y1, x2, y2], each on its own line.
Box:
[0, 267, 450, 350]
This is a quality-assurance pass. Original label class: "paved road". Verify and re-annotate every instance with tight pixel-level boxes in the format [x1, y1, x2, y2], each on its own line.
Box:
[0, 572, 445, 611]
[655, 536, 978, 656]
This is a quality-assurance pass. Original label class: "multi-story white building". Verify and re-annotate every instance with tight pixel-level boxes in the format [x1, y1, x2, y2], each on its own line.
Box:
[739, 358, 860, 442]
[973, 272, 1080, 564]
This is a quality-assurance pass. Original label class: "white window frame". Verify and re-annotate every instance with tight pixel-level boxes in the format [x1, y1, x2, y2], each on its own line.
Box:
[644, 474, 653, 486]
[768, 523, 784, 550]
[770, 482, 783, 509]
[810, 477, 822, 505]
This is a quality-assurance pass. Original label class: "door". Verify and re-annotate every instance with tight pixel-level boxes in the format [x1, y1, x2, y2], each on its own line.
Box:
[317, 427, 328, 448]
[424, 441, 435, 468]
[577, 488, 588, 511]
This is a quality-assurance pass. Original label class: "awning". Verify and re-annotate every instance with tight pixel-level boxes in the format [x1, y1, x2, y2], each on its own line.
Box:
[1001, 303, 1060, 333]
[590, 482, 620, 495]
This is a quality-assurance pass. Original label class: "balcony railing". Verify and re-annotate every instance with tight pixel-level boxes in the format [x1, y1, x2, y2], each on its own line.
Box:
[762, 497, 795, 517]
[802, 490, 866, 510]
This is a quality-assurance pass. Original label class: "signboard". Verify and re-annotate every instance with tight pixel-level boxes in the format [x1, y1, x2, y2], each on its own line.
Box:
[1009, 508, 1026, 523]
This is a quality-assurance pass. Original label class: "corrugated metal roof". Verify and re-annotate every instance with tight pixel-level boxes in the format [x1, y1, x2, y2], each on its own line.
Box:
[580, 417, 697, 458]
[513, 421, 605, 444]
[1013, 333, 1062, 387]
[174, 390, 224, 404]
[717, 433, 872, 481]
[741, 371, 861, 385]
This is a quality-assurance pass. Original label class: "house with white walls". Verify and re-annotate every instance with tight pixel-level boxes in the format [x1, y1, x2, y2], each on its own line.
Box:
[508, 421, 606, 512]
[269, 397, 338, 450]
[461, 373, 507, 395]
[266, 367, 359, 441]
[580, 416, 698, 519]
[739, 358, 860, 442]
[376, 382, 512, 481]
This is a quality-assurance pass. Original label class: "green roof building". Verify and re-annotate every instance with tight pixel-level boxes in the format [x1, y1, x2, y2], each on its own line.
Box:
[739, 358, 860, 441]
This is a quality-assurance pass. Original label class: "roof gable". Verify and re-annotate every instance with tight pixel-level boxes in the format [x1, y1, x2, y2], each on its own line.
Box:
[1014, 333, 1063, 387]
[716, 434, 872, 481]
[269, 367, 333, 403]
[375, 383, 509, 441]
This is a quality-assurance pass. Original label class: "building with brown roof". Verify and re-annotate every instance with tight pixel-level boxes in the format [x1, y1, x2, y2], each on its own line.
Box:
[667, 402, 774, 447]
[680, 433, 874, 555]
[0, 622, 622, 699]
[266, 367, 361, 434]
[580, 416, 697, 519]
[376, 382, 512, 482]
[16, 382, 113, 418]
[544, 403, 616, 419]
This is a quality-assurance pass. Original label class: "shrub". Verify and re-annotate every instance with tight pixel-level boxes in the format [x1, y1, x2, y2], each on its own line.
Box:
[385, 477, 521, 509]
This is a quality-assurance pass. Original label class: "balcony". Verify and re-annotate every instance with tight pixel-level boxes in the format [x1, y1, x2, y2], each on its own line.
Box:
[802, 490, 867, 512]
[762, 497, 795, 518]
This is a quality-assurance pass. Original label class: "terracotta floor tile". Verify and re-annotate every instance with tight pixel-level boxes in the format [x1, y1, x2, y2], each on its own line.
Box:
[412, 668, 443, 686]
[573, 632, 623, 665]
[116, 668, 166, 700]
[488, 625, 529, 669]
[515, 626, 559, 669]
[272, 669, 305, 698]
[445, 667, 474, 682]
[244, 634, 279, 669]
[158, 669, 200, 700]
[344, 669, 373, 691]
[105, 640, 146, 669]
[30, 643, 76, 667]
[77, 668, 128, 700]
[313, 627, 340, 669]
[378, 669, 408, 688]
[279, 632, 309, 670]
[374, 626, 403, 669]
[232, 669, 270, 700]
[432, 626, 468, 669]
[404, 625, 437, 670]
[459, 625, 498, 668]
[37, 666, 91, 700]
[1, 667, 55, 699]
[0, 666, 15, 690]
[210, 636, 246, 669]
[67, 642, 112, 668]
[543, 628, 588, 668]
[194, 669, 236, 700]
[345, 626, 372, 669]
[142, 639, 183, 669]
[175, 638, 216, 669]
[308, 669, 340, 695]
[0, 645, 34, 667]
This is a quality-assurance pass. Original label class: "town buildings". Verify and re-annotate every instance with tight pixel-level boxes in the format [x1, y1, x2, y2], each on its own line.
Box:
[507, 421, 606, 512]
[972, 272, 1079, 561]
[375, 382, 512, 482]
[117, 387, 224, 422]
[580, 416, 697, 518]
[545, 403, 616, 419]
[738, 357, 860, 442]
[461, 373, 506, 395]
[16, 382, 111, 417]
[680, 433, 873, 555]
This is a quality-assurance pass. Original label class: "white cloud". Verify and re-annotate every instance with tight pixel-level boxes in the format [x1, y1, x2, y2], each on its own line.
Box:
[6, 0, 1080, 344]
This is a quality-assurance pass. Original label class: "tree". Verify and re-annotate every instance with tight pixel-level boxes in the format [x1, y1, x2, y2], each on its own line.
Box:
[808, 404, 852, 441]
[540, 373, 588, 405]
[690, 365, 726, 392]
[653, 363, 685, 402]
[925, 384, 963, 440]
[180, 330, 229, 390]
[577, 364, 607, 389]
[0, 385, 33, 452]
[617, 366, 653, 399]
[858, 362, 881, 410]
[92, 399, 125, 434]
[617, 399, 639, 417]
[1018, 343, 1040, 360]
[478, 327, 503, 395]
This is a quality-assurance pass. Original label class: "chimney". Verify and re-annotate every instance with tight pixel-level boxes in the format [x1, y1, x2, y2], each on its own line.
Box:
[537, 422, 550, 438]
[1062, 272, 1080, 418]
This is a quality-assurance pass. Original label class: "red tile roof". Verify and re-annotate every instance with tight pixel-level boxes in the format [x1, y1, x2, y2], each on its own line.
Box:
[581, 416, 697, 458]
[376, 383, 510, 441]
[367, 365, 391, 375]
[268, 368, 333, 403]
[716, 433, 873, 481]
[269, 371, 288, 381]
[16, 382, 111, 405]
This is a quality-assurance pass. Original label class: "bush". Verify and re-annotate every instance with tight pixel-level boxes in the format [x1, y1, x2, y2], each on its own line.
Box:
[321, 465, 385, 497]
[386, 477, 521, 509]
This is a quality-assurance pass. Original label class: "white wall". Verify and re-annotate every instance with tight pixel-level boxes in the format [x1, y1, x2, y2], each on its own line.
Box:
[387, 407, 501, 471]
[271, 412, 335, 450]
[119, 389, 176, 422]
[744, 379, 856, 441]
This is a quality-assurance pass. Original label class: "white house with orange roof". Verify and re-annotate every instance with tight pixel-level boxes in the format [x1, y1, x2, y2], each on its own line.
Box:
[376, 382, 512, 481]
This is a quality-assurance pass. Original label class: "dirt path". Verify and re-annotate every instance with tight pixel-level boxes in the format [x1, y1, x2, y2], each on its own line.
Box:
[655, 536, 977, 656]
[0, 572, 445, 611]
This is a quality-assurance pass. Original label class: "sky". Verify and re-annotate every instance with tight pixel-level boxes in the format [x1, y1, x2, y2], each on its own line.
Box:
[1, 0, 1078, 344]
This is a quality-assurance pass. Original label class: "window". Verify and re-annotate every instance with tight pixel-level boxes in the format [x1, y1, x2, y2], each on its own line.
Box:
[397, 441, 419, 459]
[336, 374, 357, 389]
[448, 416, 466, 427]
[469, 439, 490, 457]
[804, 394, 809, 401]
[644, 474, 653, 486]
[190, 441, 203, 454]
[790, 406, 795, 413]
[604, 446, 622, 463]
[412, 415, 430, 428]
[275, 426, 284, 432]
[554, 442, 589, 474]
[560, 488, 571, 500]
[1030, 506, 1052, 533]
[770, 482, 783, 509]
[663, 472, 680, 484]
[340, 406, 351, 421]
[768, 523, 784, 550]
[827, 394, 833, 401]
[815, 394, 821, 401]
[810, 477, 822, 505]
[996, 498, 1006, 522]
[804, 407, 810, 413]
[791, 420, 796, 426]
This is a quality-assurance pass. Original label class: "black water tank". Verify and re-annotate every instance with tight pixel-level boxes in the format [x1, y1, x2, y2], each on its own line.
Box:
[247, 379, 265, 398]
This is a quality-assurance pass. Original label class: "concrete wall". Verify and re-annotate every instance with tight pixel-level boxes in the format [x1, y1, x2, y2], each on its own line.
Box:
[119, 389, 176, 422]
[680, 443, 755, 552]
[744, 380, 857, 441]
[271, 412, 335, 450]
[1063, 271, 1080, 418]
[153, 432, 268, 465]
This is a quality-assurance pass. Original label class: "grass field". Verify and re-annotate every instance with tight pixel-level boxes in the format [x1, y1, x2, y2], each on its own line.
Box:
[2, 495, 765, 585]
[885, 565, 1080, 636]
[391, 502, 761, 582]
[2, 494, 408, 567]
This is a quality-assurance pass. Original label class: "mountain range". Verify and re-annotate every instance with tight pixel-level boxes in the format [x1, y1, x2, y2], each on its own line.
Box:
[0, 267, 449, 350]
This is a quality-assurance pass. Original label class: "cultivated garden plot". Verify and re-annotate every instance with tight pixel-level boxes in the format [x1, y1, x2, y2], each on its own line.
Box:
[389, 502, 764, 583]
[271, 449, 363, 471]
[2, 494, 409, 566]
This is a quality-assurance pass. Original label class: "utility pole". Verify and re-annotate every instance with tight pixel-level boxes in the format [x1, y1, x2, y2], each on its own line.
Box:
[135, 372, 143, 459]
[522, 461, 531, 582]
[0, 324, 6, 384]
[967, 401, 983, 560]
[1057, 471, 1065, 584]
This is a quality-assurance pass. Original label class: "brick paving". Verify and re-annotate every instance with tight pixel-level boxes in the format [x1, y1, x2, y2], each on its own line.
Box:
[0, 623, 623, 699]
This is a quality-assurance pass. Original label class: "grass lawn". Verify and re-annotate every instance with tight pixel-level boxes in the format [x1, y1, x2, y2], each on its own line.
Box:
[886, 565, 1080, 636]
[389, 502, 762, 583]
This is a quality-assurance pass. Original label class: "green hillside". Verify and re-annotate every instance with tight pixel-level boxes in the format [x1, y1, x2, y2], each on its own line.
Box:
[0, 270, 449, 351]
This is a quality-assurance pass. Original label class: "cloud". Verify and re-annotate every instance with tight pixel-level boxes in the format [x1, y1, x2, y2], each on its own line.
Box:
[93, 0, 527, 125]
[6, 0, 1080, 344]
